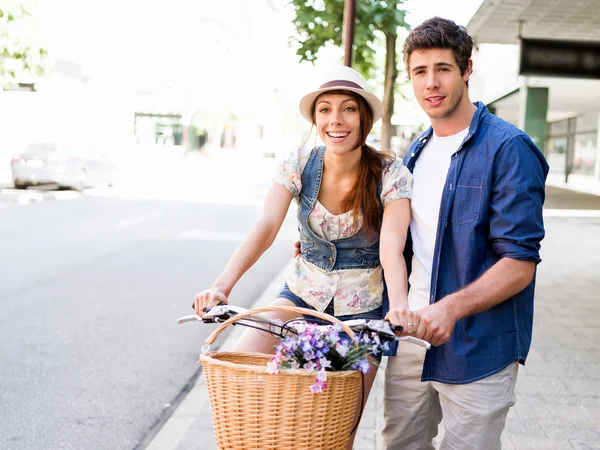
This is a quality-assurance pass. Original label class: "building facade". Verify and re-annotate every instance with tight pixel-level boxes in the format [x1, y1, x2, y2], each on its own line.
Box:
[466, 0, 600, 193]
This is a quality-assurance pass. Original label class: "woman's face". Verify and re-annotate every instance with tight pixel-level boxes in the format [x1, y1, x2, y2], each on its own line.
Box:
[314, 92, 362, 155]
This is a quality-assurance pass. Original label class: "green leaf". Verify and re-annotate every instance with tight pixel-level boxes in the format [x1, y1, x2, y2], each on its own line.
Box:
[288, 0, 411, 149]
[0, 7, 48, 81]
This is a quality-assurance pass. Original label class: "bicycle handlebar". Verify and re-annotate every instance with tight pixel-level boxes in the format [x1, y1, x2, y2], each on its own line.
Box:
[178, 304, 431, 350]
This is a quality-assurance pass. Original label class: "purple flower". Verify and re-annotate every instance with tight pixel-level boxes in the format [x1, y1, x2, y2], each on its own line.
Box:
[309, 381, 325, 393]
[316, 369, 328, 382]
[301, 340, 313, 353]
[267, 321, 381, 393]
[304, 361, 317, 371]
[354, 358, 371, 374]
[328, 326, 341, 344]
[359, 334, 373, 345]
[303, 349, 316, 361]
[314, 338, 326, 349]
[283, 338, 297, 351]
[319, 358, 332, 370]
[336, 342, 350, 358]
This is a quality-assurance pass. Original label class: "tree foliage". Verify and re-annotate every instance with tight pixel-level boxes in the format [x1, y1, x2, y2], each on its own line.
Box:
[291, 0, 408, 76]
[0, 4, 47, 81]
[289, 0, 410, 151]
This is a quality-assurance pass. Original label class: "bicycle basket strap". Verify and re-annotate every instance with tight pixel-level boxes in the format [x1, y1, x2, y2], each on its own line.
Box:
[203, 305, 357, 346]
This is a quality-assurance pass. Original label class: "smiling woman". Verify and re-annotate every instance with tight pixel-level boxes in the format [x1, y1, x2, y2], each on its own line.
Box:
[192, 65, 415, 449]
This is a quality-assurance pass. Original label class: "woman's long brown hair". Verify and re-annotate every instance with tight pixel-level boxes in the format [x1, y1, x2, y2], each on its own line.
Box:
[312, 89, 395, 240]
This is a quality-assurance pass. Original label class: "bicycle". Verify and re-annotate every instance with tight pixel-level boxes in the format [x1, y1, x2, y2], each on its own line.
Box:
[178, 304, 430, 450]
[178, 303, 430, 351]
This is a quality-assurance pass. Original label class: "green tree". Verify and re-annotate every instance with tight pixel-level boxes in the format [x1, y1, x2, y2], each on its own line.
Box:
[290, 0, 410, 151]
[0, 4, 47, 86]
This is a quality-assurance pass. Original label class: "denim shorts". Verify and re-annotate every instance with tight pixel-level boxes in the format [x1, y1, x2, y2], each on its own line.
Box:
[278, 283, 384, 361]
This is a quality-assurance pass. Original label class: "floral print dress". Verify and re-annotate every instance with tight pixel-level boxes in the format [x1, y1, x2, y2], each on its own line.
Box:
[274, 146, 413, 316]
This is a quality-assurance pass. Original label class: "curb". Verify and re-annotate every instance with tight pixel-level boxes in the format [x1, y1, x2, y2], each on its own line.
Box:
[144, 261, 291, 450]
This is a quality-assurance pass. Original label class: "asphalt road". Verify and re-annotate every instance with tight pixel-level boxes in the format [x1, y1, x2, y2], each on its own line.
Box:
[0, 154, 296, 449]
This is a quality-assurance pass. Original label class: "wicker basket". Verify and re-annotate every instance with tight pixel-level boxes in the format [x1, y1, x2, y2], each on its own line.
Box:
[199, 305, 363, 450]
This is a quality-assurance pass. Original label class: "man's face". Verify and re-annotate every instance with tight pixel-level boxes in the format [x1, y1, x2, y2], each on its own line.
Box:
[408, 48, 472, 121]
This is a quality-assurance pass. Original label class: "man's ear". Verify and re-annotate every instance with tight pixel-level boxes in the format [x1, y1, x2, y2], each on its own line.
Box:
[463, 59, 474, 81]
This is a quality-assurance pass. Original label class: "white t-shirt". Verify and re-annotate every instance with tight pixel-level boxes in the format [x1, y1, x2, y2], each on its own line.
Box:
[408, 128, 469, 311]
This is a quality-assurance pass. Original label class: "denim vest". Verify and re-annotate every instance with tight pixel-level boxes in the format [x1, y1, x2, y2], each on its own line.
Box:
[298, 146, 382, 273]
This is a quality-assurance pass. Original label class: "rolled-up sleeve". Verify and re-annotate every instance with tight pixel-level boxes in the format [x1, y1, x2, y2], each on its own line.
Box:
[381, 159, 413, 207]
[273, 146, 311, 197]
[489, 135, 549, 263]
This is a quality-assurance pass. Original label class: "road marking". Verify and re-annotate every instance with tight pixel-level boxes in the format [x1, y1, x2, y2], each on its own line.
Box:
[48, 191, 81, 200]
[116, 212, 165, 228]
[178, 226, 298, 243]
[178, 229, 246, 242]
[544, 209, 600, 218]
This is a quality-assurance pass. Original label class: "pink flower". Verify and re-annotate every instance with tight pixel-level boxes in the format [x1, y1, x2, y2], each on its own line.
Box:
[309, 381, 325, 393]
[267, 360, 280, 375]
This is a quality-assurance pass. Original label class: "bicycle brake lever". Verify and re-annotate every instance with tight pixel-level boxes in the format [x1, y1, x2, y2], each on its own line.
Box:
[366, 320, 403, 338]
[365, 321, 431, 349]
[177, 314, 202, 324]
[201, 305, 233, 323]
[200, 304, 249, 323]
[397, 336, 432, 350]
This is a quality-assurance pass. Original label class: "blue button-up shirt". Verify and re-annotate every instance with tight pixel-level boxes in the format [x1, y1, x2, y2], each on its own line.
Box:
[402, 102, 549, 384]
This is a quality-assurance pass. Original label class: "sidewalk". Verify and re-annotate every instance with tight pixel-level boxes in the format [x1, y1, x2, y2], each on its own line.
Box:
[146, 188, 600, 450]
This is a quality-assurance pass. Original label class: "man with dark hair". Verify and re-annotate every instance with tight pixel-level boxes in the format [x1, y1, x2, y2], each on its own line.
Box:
[382, 16, 549, 449]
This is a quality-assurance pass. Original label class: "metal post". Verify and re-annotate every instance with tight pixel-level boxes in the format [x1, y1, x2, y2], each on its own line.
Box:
[342, 0, 356, 67]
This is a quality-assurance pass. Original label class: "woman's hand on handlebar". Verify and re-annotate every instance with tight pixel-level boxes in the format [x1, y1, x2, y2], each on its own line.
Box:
[194, 288, 228, 316]
[385, 306, 421, 336]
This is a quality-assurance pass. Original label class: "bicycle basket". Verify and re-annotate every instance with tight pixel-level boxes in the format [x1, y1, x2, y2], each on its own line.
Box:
[199, 305, 363, 450]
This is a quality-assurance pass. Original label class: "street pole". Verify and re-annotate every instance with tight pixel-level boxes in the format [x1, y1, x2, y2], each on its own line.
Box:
[342, 0, 356, 67]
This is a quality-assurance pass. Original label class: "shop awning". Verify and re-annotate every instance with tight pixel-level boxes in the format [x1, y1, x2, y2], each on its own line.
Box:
[467, 0, 600, 44]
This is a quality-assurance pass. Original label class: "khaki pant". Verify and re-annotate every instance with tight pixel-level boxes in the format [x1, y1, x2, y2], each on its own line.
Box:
[383, 342, 518, 450]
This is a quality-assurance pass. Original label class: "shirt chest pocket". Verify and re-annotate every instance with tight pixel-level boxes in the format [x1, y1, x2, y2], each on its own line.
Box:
[450, 178, 483, 225]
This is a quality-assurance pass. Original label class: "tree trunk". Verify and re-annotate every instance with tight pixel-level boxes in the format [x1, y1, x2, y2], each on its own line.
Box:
[381, 31, 397, 153]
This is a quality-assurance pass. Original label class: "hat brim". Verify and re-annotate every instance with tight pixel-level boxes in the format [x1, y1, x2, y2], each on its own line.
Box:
[299, 87, 383, 125]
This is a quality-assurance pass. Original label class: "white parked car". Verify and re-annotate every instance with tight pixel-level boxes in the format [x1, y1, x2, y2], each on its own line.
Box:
[11, 142, 118, 191]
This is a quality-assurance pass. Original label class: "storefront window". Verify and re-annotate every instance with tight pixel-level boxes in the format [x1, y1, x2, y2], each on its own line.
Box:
[548, 119, 568, 136]
[572, 132, 598, 176]
[546, 136, 567, 173]
[546, 115, 599, 178]
[546, 119, 569, 174]
[576, 114, 598, 134]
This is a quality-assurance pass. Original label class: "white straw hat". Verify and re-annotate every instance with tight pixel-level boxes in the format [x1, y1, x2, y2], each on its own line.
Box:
[299, 65, 383, 125]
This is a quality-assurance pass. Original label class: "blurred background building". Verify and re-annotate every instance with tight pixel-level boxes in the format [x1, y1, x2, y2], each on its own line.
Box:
[2, 0, 599, 195]
[465, 0, 600, 193]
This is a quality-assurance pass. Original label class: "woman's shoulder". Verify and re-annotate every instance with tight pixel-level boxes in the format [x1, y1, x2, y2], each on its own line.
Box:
[381, 154, 409, 178]
[380, 154, 412, 204]
[274, 145, 315, 197]
[277, 145, 314, 173]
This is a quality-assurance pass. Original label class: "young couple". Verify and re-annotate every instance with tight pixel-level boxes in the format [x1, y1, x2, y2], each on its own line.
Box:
[194, 17, 549, 450]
